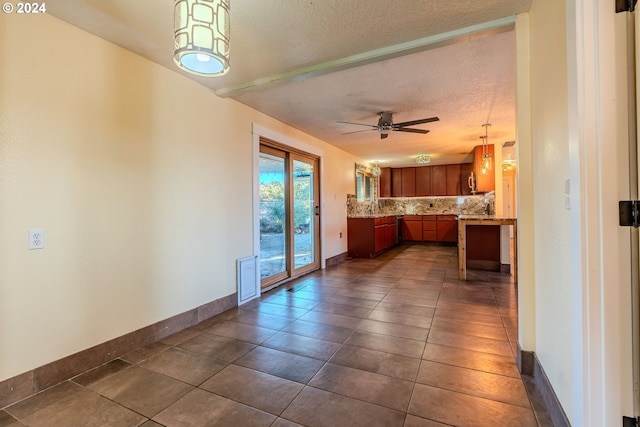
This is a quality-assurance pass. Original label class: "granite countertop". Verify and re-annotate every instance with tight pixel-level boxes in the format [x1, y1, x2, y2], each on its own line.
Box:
[457, 215, 517, 221]
[348, 214, 402, 218]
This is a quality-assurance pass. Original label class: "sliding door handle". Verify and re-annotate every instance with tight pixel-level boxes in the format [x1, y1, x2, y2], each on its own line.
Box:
[314, 206, 320, 216]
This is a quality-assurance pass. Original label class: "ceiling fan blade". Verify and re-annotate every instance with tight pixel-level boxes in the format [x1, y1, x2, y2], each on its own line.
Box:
[394, 128, 430, 134]
[337, 120, 377, 128]
[394, 116, 440, 127]
[342, 129, 375, 135]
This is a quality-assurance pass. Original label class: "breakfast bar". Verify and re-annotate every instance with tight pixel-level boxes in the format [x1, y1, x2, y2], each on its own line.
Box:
[457, 215, 518, 282]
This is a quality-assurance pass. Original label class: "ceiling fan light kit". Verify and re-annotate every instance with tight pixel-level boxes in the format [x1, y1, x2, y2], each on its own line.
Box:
[416, 155, 431, 164]
[338, 111, 439, 140]
[174, 0, 230, 77]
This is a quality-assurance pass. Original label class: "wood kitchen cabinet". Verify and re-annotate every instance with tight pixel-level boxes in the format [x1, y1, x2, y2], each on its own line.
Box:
[473, 144, 495, 192]
[460, 163, 474, 195]
[445, 164, 461, 196]
[415, 166, 432, 196]
[401, 167, 416, 197]
[379, 167, 391, 197]
[380, 162, 477, 198]
[431, 165, 447, 196]
[348, 217, 398, 258]
[402, 215, 458, 243]
[391, 168, 402, 197]
[436, 215, 458, 242]
[401, 215, 423, 241]
[422, 215, 437, 241]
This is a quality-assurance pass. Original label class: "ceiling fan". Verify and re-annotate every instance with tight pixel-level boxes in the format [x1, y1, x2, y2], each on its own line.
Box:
[338, 111, 439, 140]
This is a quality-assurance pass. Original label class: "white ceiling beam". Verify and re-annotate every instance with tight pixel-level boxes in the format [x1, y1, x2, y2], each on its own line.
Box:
[215, 16, 516, 98]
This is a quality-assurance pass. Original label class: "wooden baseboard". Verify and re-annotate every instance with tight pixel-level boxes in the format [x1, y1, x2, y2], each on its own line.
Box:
[0, 292, 237, 409]
[518, 345, 571, 427]
[326, 251, 348, 267]
[467, 259, 501, 271]
[517, 344, 534, 375]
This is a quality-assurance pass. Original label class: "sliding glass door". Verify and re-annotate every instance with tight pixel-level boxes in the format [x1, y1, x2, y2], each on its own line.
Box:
[259, 142, 320, 288]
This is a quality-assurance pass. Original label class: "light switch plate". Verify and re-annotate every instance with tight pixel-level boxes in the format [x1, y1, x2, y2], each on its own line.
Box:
[29, 229, 44, 249]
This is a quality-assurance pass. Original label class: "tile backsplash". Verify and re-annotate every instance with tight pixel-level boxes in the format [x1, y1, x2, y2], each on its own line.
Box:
[347, 193, 494, 217]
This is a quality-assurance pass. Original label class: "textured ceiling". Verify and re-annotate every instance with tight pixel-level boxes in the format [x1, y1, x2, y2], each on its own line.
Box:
[48, 0, 531, 167]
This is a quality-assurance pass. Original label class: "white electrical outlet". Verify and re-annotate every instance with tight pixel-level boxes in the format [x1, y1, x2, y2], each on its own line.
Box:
[29, 229, 44, 249]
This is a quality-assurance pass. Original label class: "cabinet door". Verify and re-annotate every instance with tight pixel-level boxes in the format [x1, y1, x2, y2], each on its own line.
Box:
[460, 163, 474, 195]
[431, 165, 447, 196]
[436, 216, 458, 242]
[401, 167, 416, 197]
[391, 168, 402, 197]
[347, 218, 375, 258]
[446, 164, 461, 196]
[379, 167, 391, 197]
[402, 219, 423, 241]
[388, 221, 397, 247]
[374, 225, 386, 253]
[415, 166, 432, 196]
[436, 221, 457, 242]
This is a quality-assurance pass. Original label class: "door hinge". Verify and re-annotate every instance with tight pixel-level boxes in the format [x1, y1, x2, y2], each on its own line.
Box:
[620, 201, 640, 228]
[623, 416, 640, 427]
[617, 0, 638, 12]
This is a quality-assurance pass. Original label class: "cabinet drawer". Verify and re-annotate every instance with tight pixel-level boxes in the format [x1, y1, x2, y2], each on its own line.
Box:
[436, 215, 457, 222]
[423, 221, 437, 231]
[374, 217, 386, 226]
[403, 215, 422, 221]
[422, 215, 436, 221]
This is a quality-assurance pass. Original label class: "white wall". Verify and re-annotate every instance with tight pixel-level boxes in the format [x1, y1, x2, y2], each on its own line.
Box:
[528, 0, 574, 415]
[519, 0, 635, 425]
[0, 14, 358, 382]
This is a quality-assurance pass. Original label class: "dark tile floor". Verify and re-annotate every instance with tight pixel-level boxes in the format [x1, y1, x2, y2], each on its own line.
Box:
[0, 244, 554, 427]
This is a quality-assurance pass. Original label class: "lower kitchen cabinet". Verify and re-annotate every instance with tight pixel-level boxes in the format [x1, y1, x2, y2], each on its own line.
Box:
[422, 216, 437, 241]
[402, 215, 458, 243]
[436, 215, 458, 242]
[348, 216, 398, 258]
[401, 215, 423, 241]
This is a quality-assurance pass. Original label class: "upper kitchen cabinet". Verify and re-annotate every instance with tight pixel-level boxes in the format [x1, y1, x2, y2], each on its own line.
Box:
[391, 168, 402, 197]
[445, 164, 461, 196]
[473, 144, 495, 193]
[431, 165, 447, 196]
[381, 164, 469, 198]
[415, 166, 432, 196]
[460, 163, 474, 195]
[401, 167, 416, 197]
[379, 167, 391, 197]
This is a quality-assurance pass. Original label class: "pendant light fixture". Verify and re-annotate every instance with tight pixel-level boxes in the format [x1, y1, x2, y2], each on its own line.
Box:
[174, 0, 230, 76]
[371, 161, 381, 177]
[480, 123, 492, 175]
